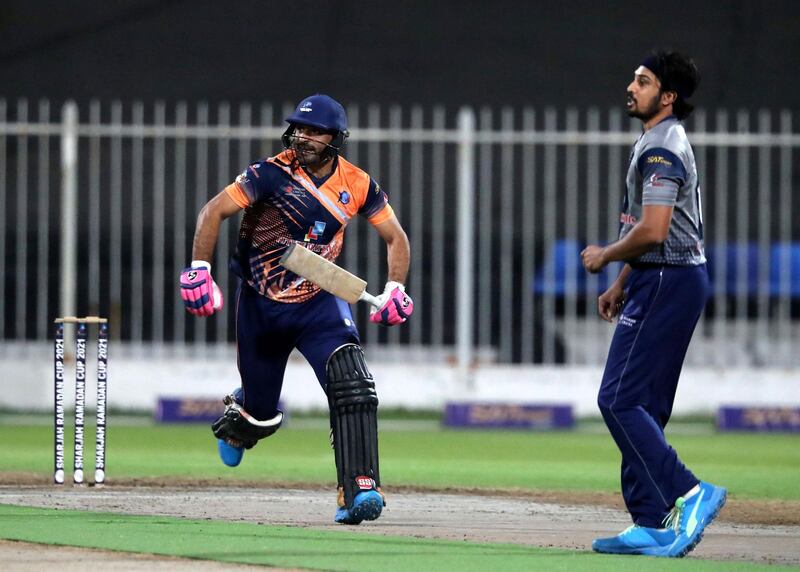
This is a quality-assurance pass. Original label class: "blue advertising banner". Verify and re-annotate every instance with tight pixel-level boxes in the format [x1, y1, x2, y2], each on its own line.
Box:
[717, 406, 800, 432]
[443, 402, 573, 429]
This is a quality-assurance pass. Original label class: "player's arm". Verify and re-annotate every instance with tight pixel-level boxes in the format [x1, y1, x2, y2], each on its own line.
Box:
[373, 214, 410, 284]
[369, 212, 413, 326]
[180, 189, 243, 317]
[191, 190, 243, 262]
[581, 205, 673, 272]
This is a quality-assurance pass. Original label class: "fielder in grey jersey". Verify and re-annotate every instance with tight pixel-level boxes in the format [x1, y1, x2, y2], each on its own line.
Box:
[620, 115, 705, 266]
[581, 50, 727, 558]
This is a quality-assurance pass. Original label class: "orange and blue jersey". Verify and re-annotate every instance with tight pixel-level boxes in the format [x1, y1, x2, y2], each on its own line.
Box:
[224, 150, 393, 303]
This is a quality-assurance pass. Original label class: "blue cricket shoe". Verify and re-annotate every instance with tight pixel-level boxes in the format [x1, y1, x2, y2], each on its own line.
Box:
[217, 438, 244, 467]
[663, 481, 727, 557]
[334, 487, 385, 525]
[592, 525, 677, 556]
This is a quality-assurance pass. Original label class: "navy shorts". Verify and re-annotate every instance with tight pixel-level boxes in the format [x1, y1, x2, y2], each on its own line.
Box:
[234, 282, 360, 420]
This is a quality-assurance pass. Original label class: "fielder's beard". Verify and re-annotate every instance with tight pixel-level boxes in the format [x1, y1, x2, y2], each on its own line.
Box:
[626, 91, 661, 122]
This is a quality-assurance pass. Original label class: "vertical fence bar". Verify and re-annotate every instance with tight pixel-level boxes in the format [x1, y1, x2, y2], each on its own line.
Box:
[88, 101, 101, 314]
[130, 102, 144, 342]
[735, 110, 750, 363]
[73, 322, 87, 484]
[366, 104, 382, 345]
[477, 107, 493, 353]
[564, 108, 579, 364]
[152, 102, 166, 343]
[756, 110, 771, 363]
[605, 109, 623, 363]
[499, 107, 515, 362]
[456, 107, 476, 384]
[387, 105, 403, 347]
[235, 102, 252, 343]
[0, 99, 5, 340]
[343, 105, 360, 311]
[95, 320, 108, 484]
[36, 100, 51, 339]
[713, 110, 729, 367]
[53, 321, 65, 484]
[109, 102, 123, 340]
[15, 99, 29, 339]
[542, 108, 557, 363]
[60, 102, 79, 344]
[584, 108, 600, 364]
[173, 102, 188, 344]
[430, 106, 446, 347]
[408, 106, 424, 347]
[692, 110, 708, 351]
[520, 108, 536, 363]
[194, 102, 209, 347]
[778, 111, 793, 364]
[215, 103, 231, 344]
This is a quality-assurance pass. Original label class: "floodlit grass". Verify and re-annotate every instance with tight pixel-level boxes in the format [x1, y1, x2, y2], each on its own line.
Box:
[0, 504, 793, 572]
[1, 419, 798, 500]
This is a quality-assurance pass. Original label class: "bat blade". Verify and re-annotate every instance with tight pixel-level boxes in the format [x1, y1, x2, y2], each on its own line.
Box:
[279, 243, 379, 306]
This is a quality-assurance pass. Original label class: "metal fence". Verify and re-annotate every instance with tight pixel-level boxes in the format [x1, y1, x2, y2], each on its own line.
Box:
[0, 99, 797, 368]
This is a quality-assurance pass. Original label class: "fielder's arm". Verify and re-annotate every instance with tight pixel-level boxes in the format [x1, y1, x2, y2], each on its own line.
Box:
[581, 204, 673, 272]
[192, 190, 243, 262]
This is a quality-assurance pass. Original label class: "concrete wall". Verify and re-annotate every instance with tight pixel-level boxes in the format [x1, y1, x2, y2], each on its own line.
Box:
[2, 344, 797, 416]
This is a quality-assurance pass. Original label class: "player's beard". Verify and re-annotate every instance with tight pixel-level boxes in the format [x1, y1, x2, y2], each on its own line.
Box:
[291, 137, 330, 168]
[627, 91, 661, 122]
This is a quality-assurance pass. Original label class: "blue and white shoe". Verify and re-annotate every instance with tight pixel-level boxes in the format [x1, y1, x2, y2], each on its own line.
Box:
[334, 489, 385, 525]
[592, 525, 677, 556]
[663, 481, 727, 557]
[217, 438, 244, 467]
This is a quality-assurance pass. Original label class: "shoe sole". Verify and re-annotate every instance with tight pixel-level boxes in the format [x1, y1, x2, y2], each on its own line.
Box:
[669, 488, 728, 558]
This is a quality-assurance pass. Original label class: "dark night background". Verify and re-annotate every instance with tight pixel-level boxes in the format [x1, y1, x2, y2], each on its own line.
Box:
[1, 0, 797, 111]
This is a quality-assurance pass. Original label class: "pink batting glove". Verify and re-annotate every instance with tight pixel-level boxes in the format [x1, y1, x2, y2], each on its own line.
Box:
[180, 261, 223, 317]
[369, 282, 413, 326]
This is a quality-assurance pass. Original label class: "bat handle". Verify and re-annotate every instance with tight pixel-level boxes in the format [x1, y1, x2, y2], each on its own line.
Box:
[358, 291, 382, 308]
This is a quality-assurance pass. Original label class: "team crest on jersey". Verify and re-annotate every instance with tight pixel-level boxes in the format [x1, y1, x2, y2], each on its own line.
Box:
[304, 221, 326, 242]
[338, 190, 350, 204]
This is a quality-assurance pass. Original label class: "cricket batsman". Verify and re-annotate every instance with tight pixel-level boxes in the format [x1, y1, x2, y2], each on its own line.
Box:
[179, 94, 413, 524]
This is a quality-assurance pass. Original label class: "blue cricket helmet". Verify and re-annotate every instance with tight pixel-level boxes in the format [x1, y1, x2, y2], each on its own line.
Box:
[282, 94, 349, 159]
[285, 94, 348, 132]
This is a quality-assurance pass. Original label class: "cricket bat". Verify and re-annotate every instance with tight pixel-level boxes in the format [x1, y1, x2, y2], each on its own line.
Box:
[279, 243, 381, 307]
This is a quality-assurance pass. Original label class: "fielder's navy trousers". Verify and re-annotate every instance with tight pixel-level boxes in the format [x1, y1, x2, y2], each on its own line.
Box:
[597, 263, 708, 528]
[234, 282, 360, 420]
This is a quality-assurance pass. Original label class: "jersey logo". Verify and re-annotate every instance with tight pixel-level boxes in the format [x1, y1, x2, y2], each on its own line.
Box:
[283, 184, 307, 198]
[646, 155, 673, 167]
[304, 221, 326, 242]
[338, 190, 350, 204]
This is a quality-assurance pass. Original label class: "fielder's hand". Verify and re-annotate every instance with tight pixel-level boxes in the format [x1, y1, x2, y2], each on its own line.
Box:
[581, 244, 608, 273]
[369, 281, 413, 326]
[597, 283, 625, 323]
[180, 261, 223, 317]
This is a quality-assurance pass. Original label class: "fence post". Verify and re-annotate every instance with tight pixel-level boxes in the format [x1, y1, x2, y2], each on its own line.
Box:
[456, 107, 476, 388]
[60, 101, 78, 329]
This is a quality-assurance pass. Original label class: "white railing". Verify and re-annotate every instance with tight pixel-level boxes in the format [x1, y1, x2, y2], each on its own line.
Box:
[0, 99, 797, 371]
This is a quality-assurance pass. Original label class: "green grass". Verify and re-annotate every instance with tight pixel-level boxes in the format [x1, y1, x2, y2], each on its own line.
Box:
[1, 420, 798, 570]
[1, 420, 798, 500]
[0, 504, 793, 572]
